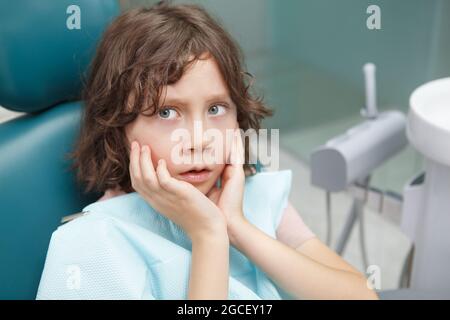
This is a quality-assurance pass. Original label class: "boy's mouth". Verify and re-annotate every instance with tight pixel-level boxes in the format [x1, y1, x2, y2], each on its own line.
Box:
[178, 168, 212, 184]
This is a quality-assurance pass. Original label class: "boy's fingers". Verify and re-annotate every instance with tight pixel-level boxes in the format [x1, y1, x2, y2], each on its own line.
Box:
[206, 185, 221, 205]
[129, 141, 142, 183]
[236, 130, 245, 165]
[140, 145, 158, 190]
[231, 129, 245, 167]
[156, 159, 184, 194]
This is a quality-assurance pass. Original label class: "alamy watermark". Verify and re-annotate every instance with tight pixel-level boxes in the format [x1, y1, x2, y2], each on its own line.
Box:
[66, 264, 81, 290]
[66, 5, 81, 30]
[170, 121, 279, 171]
[366, 5, 381, 30]
[366, 264, 381, 290]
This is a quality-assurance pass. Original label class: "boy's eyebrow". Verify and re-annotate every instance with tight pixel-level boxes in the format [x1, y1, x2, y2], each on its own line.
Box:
[161, 93, 232, 106]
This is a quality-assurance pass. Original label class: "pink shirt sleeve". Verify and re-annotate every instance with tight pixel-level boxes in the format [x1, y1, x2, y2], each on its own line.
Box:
[276, 202, 316, 249]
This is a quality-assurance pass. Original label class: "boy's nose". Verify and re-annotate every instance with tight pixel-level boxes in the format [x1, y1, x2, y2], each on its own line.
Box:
[184, 119, 213, 152]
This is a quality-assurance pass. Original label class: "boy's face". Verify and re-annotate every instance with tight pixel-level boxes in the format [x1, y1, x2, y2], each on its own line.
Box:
[126, 54, 238, 195]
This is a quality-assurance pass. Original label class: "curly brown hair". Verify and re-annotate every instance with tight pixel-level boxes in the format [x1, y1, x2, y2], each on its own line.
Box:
[70, 1, 273, 194]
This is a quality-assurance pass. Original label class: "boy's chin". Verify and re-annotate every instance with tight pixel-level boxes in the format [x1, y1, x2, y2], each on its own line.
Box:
[192, 180, 216, 195]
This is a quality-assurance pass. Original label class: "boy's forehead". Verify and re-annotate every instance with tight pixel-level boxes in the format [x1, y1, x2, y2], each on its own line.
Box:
[161, 56, 231, 104]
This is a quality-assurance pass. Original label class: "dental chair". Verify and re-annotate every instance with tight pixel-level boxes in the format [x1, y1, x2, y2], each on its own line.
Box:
[0, 0, 120, 299]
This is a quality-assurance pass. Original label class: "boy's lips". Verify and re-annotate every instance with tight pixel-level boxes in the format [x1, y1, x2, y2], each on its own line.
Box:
[178, 168, 212, 184]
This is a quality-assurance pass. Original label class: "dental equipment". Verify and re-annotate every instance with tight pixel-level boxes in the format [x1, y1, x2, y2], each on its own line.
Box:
[310, 63, 408, 269]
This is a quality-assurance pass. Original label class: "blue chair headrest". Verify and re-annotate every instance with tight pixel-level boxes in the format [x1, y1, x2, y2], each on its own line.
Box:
[0, 0, 120, 112]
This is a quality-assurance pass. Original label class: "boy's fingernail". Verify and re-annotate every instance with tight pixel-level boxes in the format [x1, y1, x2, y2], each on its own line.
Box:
[131, 141, 137, 150]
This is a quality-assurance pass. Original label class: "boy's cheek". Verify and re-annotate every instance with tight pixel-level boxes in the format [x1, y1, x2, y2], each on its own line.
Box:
[149, 146, 172, 169]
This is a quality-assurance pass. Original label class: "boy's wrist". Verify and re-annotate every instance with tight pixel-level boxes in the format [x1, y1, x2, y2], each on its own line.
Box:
[190, 225, 229, 246]
[227, 214, 249, 246]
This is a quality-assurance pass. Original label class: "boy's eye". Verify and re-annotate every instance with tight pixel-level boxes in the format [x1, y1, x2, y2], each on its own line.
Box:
[208, 104, 226, 116]
[158, 107, 178, 120]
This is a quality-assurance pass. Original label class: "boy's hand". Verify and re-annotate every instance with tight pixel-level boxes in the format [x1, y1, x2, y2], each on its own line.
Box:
[129, 141, 227, 243]
[206, 130, 248, 240]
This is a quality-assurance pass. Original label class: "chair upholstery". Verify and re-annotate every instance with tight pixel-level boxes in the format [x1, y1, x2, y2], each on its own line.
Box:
[0, 0, 119, 299]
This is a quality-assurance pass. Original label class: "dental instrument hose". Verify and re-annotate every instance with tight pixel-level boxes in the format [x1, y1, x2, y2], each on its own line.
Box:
[359, 175, 371, 271]
[359, 63, 377, 270]
[326, 177, 371, 270]
[325, 191, 332, 246]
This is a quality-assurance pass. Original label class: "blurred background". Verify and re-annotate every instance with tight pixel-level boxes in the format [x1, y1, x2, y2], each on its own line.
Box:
[1, 0, 449, 291]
